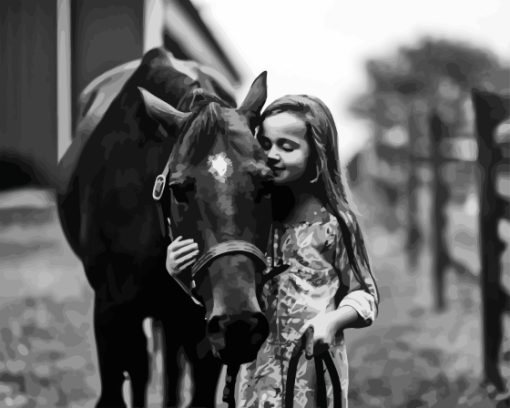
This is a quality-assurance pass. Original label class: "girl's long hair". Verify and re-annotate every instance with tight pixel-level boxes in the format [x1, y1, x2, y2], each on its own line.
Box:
[260, 95, 378, 300]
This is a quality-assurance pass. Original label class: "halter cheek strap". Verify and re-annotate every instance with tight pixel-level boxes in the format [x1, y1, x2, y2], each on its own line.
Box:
[154, 154, 204, 304]
[153, 153, 173, 239]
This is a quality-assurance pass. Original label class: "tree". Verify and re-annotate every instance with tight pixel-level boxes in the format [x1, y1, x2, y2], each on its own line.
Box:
[349, 37, 508, 308]
[349, 37, 508, 209]
[350, 37, 505, 131]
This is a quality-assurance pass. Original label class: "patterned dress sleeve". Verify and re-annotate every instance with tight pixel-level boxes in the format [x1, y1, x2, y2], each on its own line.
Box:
[334, 215, 379, 327]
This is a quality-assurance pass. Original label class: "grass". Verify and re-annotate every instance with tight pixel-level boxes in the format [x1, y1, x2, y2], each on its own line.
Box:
[0, 185, 508, 407]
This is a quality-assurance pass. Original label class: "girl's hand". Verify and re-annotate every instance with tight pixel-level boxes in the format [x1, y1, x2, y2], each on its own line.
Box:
[302, 313, 338, 358]
[166, 236, 199, 276]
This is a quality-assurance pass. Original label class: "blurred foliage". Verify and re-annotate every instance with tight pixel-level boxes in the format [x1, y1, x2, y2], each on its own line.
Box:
[347, 37, 510, 231]
[348, 179, 510, 408]
[350, 37, 508, 130]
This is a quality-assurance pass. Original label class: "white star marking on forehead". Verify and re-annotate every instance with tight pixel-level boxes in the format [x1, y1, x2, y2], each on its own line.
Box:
[207, 152, 233, 183]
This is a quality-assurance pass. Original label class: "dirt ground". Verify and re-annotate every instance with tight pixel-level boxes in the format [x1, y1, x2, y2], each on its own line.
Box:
[0, 185, 508, 407]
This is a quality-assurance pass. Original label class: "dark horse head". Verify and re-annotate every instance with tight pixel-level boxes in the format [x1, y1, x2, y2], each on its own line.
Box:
[139, 75, 273, 364]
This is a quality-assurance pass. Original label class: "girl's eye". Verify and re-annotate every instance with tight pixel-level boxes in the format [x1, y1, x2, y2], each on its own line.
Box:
[281, 143, 294, 152]
[258, 137, 272, 150]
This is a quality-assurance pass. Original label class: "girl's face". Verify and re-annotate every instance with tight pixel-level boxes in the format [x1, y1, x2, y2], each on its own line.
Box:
[258, 112, 311, 186]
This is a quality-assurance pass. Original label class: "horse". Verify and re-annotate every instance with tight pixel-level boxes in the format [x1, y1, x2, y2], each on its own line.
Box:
[57, 47, 271, 407]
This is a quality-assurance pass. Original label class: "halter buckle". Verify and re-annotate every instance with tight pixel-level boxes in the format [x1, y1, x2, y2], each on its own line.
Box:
[152, 174, 166, 201]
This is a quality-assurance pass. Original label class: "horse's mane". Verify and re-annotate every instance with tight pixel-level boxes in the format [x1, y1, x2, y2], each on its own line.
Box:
[170, 89, 232, 174]
[171, 88, 269, 183]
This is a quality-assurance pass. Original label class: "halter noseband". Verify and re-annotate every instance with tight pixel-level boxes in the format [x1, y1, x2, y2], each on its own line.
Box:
[191, 240, 267, 282]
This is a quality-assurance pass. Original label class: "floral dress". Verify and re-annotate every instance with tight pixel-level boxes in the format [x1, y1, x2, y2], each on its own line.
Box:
[237, 208, 378, 408]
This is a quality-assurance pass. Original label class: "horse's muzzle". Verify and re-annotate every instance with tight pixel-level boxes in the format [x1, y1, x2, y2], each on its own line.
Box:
[207, 311, 269, 364]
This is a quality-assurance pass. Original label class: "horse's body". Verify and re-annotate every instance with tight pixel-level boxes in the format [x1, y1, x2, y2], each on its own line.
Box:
[57, 48, 246, 407]
[58, 47, 271, 407]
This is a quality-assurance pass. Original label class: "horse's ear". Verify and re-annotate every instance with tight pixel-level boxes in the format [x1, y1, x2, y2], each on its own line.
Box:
[238, 71, 267, 131]
[138, 87, 191, 131]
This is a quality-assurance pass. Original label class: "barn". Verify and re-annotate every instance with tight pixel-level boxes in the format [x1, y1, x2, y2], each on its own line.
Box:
[0, 0, 243, 189]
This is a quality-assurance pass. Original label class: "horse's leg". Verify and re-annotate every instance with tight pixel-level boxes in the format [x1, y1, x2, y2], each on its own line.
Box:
[92, 262, 150, 408]
[184, 339, 222, 408]
[124, 312, 150, 408]
[160, 325, 181, 408]
[180, 309, 222, 408]
[150, 276, 192, 407]
[93, 296, 128, 408]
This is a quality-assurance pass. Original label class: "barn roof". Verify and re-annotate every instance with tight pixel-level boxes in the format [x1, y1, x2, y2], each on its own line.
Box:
[163, 0, 242, 85]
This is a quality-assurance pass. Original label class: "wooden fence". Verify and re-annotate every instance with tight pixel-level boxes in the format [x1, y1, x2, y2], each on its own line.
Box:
[405, 102, 478, 311]
[472, 88, 510, 392]
[371, 88, 510, 392]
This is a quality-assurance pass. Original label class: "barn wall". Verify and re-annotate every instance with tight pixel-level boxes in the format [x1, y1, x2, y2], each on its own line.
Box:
[70, 0, 145, 129]
[0, 0, 58, 179]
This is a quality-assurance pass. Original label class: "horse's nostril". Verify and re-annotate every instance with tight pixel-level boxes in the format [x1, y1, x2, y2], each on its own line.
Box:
[207, 315, 222, 334]
[206, 312, 269, 364]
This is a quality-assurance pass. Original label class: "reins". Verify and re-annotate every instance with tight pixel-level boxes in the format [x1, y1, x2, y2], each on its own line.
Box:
[221, 323, 343, 408]
[285, 330, 343, 408]
[223, 363, 241, 408]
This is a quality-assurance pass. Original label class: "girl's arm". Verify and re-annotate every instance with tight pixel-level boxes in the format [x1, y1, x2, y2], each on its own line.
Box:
[333, 215, 379, 329]
[303, 216, 379, 351]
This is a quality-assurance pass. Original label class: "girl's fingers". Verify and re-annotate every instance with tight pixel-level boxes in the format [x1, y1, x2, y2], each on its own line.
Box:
[179, 259, 196, 271]
[170, 238, 194, 251]
[168, 236, 182, 247]
[167, 237, 181, 252]
[302, 325, 329, 359]
[173, 242, 199, 257]
[177, 249, 199, 266]
[304, 326, 314, 359]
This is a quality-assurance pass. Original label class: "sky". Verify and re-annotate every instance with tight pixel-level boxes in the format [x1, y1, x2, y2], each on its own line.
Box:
[190, 0, 510, 162]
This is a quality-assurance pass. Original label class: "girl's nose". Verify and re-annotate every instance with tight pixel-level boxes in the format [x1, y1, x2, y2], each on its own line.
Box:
[267, 147, 281, 164]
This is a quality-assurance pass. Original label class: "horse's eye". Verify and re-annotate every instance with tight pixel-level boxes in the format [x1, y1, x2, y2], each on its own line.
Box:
[169, 178, 195, 204]
[171, 185, 188, 204]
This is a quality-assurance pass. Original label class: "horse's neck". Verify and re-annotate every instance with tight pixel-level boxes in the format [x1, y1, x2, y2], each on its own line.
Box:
[167, 54, 200, 81]
[140, 66, 198, 109]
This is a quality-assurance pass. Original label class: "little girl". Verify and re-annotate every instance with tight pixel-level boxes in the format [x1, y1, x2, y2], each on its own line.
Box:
[167, 95, 379, 407]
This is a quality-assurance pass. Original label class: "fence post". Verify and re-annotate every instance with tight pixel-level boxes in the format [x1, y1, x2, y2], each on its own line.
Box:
[472, 89, 510, 392]
[406, 107, 423, 272]
[429, 111, 450, 311]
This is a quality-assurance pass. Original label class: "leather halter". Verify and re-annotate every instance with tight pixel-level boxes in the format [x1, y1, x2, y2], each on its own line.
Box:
[191, 240, 267, 282]
[153, 152, 268, 302]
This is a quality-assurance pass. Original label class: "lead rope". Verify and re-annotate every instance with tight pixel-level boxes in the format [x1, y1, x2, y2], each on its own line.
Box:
[261, 224, 290, 284]
[223, 363, 241, 408]
[285, 333, 343, 408]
